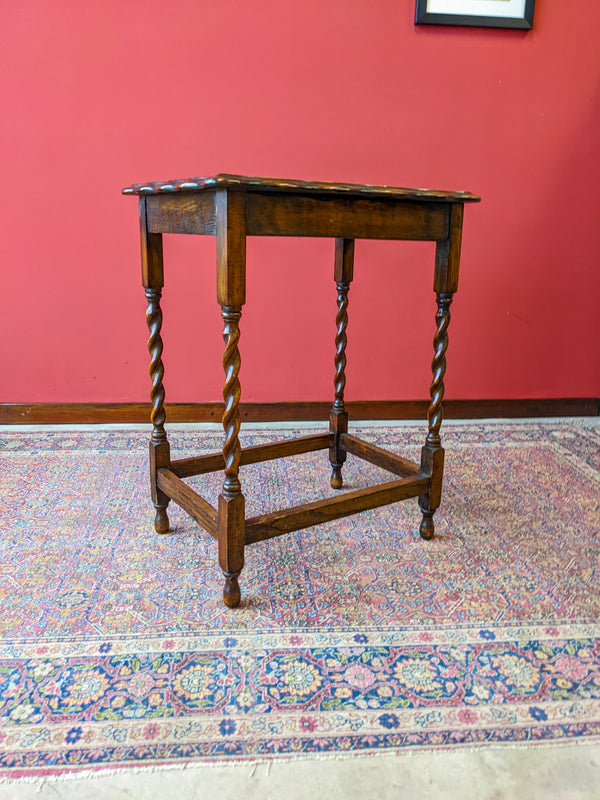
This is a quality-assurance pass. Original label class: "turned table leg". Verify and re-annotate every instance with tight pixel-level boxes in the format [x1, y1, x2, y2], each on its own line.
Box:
[145, 287, 171, 533]
[216, 189, 246, 608]
[329, 238, 354, 489]
[419, 204, 463, 540]
[219, 306, 245, 608]
[419, 292, 452, 539]
[140, 199, 171, 534]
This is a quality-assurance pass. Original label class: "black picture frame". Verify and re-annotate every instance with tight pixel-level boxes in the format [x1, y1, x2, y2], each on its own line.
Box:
[415, 0, 535, 29]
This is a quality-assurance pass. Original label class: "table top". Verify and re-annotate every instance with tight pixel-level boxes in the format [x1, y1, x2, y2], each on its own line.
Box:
[122, 173, 480, 203]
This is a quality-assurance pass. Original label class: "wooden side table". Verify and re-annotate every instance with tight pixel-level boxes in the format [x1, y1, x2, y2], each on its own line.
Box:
[123, 174, 479, 608]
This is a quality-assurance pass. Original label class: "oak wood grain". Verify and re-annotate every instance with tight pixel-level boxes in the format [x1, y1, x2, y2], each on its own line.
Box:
[245, 475, 429, 545]
[2, 399, 597, 424]
[341, 434, 420, 478]
[245, 194, 449, 240]
[171, 433, 334, 478]
[145, 192, 216, 235]
[123, 173, 480, 203]
[156, 468, 218, 537]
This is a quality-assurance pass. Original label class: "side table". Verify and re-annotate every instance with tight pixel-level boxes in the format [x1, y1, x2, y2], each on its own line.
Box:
[123, 174, 479, 608]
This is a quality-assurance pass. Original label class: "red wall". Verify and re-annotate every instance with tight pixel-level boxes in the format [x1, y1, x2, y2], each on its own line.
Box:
[2, 1, 599, 404]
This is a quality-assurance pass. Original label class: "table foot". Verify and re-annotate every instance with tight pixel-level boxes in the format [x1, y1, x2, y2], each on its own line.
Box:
[330, 464, 344, 489]
[154, 505, 170, 534]
[419, 509, 435, 540]
[223, 571, 241, 608]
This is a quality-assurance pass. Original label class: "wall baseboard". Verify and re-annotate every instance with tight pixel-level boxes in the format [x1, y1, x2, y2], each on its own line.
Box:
[0, 399, 598, 425]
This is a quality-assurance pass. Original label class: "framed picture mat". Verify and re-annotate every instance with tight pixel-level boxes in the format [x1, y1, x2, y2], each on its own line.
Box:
[415, 0, 535, 29]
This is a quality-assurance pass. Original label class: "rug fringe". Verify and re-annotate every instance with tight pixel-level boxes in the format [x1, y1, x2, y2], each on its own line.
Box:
[2, 737, 600, 785]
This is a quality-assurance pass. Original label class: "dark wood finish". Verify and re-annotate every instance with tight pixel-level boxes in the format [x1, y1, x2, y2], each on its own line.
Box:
[425, 293, 454, 449]
[419, 291, 454, 540]
[124, 174, 481, 607]
[416, 203, 465, 540]
[245, 194, 449, 240]
[139, 198, 164, 289]
[216, 190, 247, 606]
[145, 192, 216, 236]
[216, 189, 246, 307]
[220, 308, 243, 496]
[156, 468, 217, 537]
[145, 287, 170, 533]
[218, 308, 245, 607]
[123, 174, 478, 203]
[329, 238, 354, 489]
[141, 205, 171, 535]
[218, 493, 245, 609]
[171, 434, 334, 479]
[340, 434, 420, 478]
[434, 205, 463, 294]
[2, 399, 598, 424]
[245, 475, 429, 545]
[123, 174, 478, 242]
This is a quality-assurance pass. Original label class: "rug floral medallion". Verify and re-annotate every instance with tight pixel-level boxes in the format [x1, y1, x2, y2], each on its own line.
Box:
[0, 422, 599, 777]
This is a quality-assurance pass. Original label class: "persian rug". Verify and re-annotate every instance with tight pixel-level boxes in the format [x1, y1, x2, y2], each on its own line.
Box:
[0, 421, 599, 778]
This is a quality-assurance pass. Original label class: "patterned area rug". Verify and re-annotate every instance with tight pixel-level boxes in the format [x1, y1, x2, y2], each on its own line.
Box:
[0, 421, 599, 777]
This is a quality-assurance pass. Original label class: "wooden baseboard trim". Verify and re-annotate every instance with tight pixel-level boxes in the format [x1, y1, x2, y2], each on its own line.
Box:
[0, 399, 598, 425]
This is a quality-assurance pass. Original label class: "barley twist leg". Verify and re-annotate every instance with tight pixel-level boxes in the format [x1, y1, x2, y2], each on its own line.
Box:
[221, 307, 242, 496]
[219, 306, 244, 607]
[145, 287, 170, 533]
[329, 280, 350, 488]
[419, 292, 453, 540]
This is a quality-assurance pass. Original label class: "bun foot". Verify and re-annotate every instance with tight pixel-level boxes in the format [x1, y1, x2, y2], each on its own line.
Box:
[419, 510, 435, 541]
[223, 572, 241, 608]
[154, 506, 170, 534]
[330, 465, 343, 490]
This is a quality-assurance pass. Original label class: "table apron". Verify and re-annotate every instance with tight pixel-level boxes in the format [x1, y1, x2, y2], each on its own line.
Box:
[145, 192, 450, 241]
[246, 194, 449, 240]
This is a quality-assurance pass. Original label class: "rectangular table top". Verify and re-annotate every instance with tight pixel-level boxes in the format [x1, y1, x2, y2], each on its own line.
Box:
[122, 173, 480, 204]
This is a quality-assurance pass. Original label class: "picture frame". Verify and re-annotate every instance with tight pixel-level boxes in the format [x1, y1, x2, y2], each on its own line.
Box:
[415, 0, 535, 29]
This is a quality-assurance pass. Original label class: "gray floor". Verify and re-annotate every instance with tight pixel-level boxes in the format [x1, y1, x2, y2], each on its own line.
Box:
[2, 419, 599, 798]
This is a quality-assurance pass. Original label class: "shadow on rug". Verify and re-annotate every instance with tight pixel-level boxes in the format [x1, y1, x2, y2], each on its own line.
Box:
[0, 421, 599, 776]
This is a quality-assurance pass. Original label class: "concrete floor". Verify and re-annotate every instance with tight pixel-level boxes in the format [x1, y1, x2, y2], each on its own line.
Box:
[1, 743, 599, 799]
